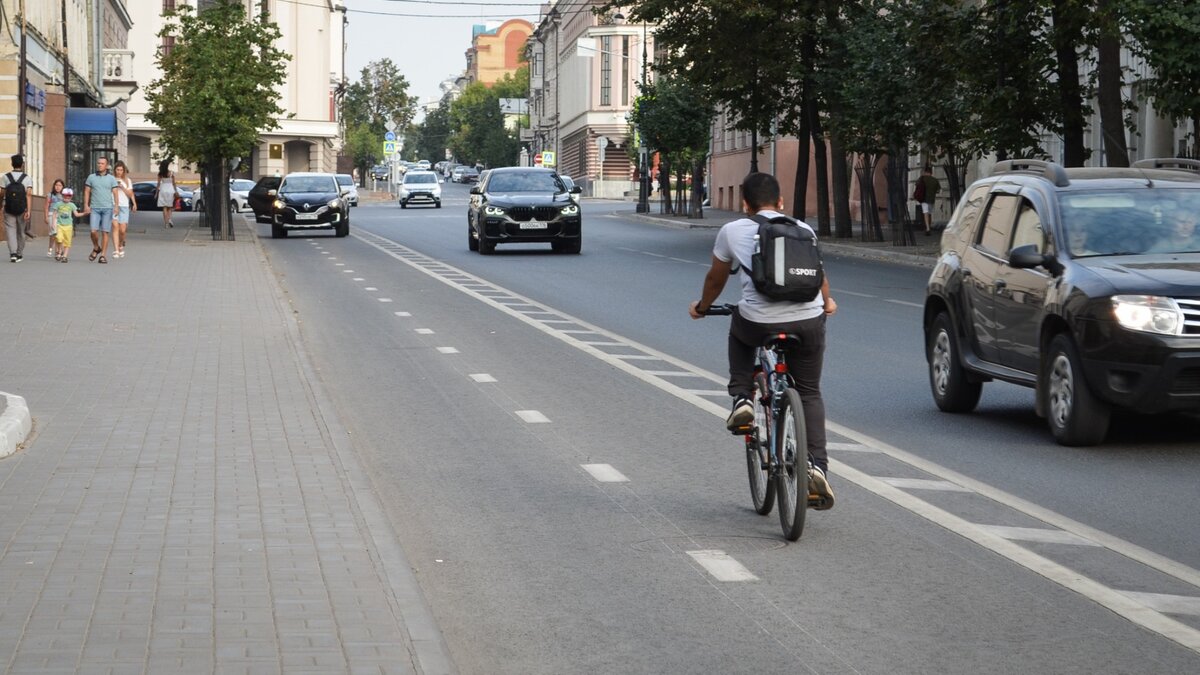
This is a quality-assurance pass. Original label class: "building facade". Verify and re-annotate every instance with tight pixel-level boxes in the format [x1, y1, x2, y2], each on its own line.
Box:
[465, 19, 532, 87]
[125, 0, 345, 182]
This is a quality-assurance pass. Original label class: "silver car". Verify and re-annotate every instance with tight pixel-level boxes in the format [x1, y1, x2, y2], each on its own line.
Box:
[335, 174, 359, 207]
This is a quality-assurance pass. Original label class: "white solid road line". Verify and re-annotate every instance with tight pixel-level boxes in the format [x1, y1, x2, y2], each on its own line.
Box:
[878, 477, 972, 492]
[581, 464, 630, 483]
[687, 550, 759, 582]
[976, 524, 1100, 547]
[352, 230, 1200, 651]
[1121, 591, 1200, 617]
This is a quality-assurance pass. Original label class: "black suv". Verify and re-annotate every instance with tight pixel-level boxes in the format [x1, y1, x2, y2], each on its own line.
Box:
[267, 172, 349, 238]
[467, 167, 583, 254]
[924, 158, 1200, 445]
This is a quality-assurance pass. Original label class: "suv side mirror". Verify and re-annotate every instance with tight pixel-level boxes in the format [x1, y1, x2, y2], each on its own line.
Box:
[267, 189, 277, 197]
[469, 186, 482, 195]
[569, 186, 582, 195]
[1009, 244, 1064, 277]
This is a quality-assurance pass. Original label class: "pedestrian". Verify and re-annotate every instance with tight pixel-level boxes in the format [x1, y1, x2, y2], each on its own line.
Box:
[913, 165, 941, 235]
[111, 160, 136, 258]
[45, 178, 65, 258]
[83, 156, 118, 264]
[156, 159, 177, 228]
[3, 154, 33, 262]
[689, 172, 837, 508]
[52, 187, 83, 263]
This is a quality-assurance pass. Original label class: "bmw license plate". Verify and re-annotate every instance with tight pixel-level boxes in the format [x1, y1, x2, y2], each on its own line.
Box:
[295, 213, 319, 221]
[519, 221, 547, 229]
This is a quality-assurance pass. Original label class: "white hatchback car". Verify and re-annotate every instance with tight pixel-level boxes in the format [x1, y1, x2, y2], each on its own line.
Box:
[399, 171, 442, 208]
[335, 174, 360, 207]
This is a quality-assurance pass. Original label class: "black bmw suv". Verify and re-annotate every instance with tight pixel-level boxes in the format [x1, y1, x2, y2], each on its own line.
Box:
[467, 167, 583, 254]
[924, 158, 1200, 445]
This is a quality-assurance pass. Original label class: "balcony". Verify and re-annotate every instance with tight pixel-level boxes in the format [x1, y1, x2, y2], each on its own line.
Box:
[102, 49, 138, 106]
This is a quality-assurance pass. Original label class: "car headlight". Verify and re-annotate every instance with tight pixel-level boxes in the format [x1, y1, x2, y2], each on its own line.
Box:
[560, 204, 579, 215]
[484, 205, 505, 216]
[273, 199, 285, 210]
[328, 198, 342, 209]
[1111, 295, 1182, 335]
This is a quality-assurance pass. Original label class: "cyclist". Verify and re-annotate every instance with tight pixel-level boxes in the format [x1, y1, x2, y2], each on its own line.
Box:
[689, 172, 837, 508]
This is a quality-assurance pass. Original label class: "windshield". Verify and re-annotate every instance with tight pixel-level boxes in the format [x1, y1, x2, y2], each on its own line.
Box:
[280, 176, 337, 193]
[230, 180, 255, 191]
[405, 173, 437, 184]
[335, 175, 353, 186]
[487, 172, 562, 193]
[1060, 190, 1200, 257]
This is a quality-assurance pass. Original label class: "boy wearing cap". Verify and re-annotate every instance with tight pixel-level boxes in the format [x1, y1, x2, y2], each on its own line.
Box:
[53, 188, 83, 262]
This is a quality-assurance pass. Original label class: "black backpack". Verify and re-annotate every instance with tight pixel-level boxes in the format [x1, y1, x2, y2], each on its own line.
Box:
[3, 172, 27, 216]
[747, 214, 825, 302]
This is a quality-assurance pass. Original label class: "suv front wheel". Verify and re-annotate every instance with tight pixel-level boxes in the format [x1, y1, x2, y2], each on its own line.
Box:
[928, 312, 982, 413]
[1044, 334, 1110, 446]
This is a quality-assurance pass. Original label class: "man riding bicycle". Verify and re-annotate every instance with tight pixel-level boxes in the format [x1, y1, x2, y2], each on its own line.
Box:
[689, 172, 837, 508]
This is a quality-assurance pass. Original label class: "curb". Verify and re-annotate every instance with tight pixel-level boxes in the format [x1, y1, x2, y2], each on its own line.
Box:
[0, 391, 32, 459]
[621, 211, 938, 269]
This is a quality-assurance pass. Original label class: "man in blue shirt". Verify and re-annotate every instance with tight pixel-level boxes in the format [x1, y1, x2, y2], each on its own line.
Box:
[83, 156, 119, 263]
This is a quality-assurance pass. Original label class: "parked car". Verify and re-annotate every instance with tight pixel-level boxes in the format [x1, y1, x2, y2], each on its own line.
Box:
[560, 175, 579, 203]
[247, 176, 282, 222]
[197, 178, 256, 213]
[398, 170, 441, 208]
[131, 182, 193, 212]
[452, 166, 479, 183]
[267, 172, 349, 238]
[924, 158, 1200, 446]
[467, 167, 582, 254]
[335, 174, 359, 206]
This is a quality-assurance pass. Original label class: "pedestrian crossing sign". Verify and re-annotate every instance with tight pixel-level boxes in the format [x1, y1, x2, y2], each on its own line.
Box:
[383, 141, 396, 155]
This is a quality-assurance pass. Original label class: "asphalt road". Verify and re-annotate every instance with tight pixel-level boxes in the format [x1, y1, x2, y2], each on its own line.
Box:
[254, 182, 1200, 673]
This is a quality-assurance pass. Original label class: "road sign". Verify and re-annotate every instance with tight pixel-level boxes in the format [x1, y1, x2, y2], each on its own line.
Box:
[384, 131, 396, 142]
[383, 141, 396, 155]
[541, 151, 556, 167]
[597, 136, 609, 149]
[385, 120, 397, 132]
[534, 152, 543, 166]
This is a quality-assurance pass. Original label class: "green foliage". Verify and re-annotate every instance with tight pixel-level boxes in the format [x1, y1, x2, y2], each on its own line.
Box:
[344, 123, 379, 182]
[629, 75, 713, 169]
[447, 67, 529, 168]
[1125, 0, 1200, 134]
[144, 0, 289, 164]
[413, 100, 453, 164]
[341, 59, 416, 137]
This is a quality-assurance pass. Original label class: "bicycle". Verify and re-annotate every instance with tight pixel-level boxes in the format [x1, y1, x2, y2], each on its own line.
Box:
[701, 304, 829, 541]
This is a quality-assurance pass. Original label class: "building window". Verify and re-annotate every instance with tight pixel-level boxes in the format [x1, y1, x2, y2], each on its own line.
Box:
[600, 36, 612, 106]
[163, 0, 176, 10]
[161, 35, 176, 58]
[621, 36, 630, 106]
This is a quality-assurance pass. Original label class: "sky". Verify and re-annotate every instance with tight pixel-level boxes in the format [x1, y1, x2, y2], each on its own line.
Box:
[343, 0, 544, 116]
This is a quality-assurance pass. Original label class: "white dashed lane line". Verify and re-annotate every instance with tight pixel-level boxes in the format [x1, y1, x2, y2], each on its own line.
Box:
[469, 374, 497, 383]
[582, 464, 629, 483]
[515, 410, 551, 424]
[415, 329, 434, 334]
[378, 298, 393, 303]
[394, 312, 411, 317]
[687, 550, 759, 582]
[436, 347, 459, 354]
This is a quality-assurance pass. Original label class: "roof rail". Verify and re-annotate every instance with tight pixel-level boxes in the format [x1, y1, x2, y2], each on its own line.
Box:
[1132, 158, 1200, 173]
[991, 159, 1070, 187]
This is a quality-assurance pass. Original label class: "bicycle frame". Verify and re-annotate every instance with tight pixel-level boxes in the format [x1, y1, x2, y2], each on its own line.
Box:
[753, 344, 794, 473]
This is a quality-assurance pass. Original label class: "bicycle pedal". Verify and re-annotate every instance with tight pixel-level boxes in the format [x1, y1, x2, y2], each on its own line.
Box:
[807, 495, 828, 509]
[730, 424, 753, 436]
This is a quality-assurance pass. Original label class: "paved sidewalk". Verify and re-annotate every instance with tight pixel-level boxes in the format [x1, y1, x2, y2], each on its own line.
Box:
[620, 203, 941, 268]
[0, 214, 449, 674]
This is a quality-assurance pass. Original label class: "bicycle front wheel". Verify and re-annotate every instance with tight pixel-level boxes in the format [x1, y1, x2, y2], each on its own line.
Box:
[746, 385, 775, 515]
[774, 388, 809, 541]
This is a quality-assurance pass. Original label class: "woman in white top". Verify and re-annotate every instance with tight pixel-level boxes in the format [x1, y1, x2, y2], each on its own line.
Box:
[155, 160, 176, 228]
[111, 160, 136, 257]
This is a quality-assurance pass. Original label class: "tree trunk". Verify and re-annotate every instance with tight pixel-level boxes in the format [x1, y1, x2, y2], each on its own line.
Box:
[793, 98, 811, 222]
[1052, 0, 1087, 166]
[750, 127, 759, 173]
[659, 154, 673, 214]
[943, 151, 967, 207]
[809, 101, 830, 237]
[206, 158, 232, 241]
[1096, 3, 1129, 167]
[691, 157, 705, 219]
[856, 154, 882, 242]
[830, 133, 852, 238]
[885, 146, 907, 228]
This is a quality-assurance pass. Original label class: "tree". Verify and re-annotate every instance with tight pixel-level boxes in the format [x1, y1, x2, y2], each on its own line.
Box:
[344, 123, 380, 185]
[448, 67, 528, 168]
[1125, 0, 1200, 154]
[145, 0, 288, 239]
[630, 75, 713, 216]
[413, 99, 453, 166]
[341, 59, 416, 135]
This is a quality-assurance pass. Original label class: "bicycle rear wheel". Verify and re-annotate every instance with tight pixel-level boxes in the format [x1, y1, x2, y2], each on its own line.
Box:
[745, 383, 775, 515]
[774, 388, 809, 541]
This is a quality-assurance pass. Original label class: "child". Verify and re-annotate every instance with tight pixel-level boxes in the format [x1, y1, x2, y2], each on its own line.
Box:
[46, 179, 64, 257]
[53, 187, 82, 262]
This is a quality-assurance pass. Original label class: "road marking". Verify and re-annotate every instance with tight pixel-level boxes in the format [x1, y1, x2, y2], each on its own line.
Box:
[668, 257, 699, 264]
[469, 374, 497, 383]
[344, 270, 354, 273]
[336, 263, 345, 266]
[879, 477, 972, 492]
[1121, 592, 1200, 617]
[582, 464, 629, 483]
[641, 371, 693, 377]
[415, 328, 434, 334]
[687, 550, 758, 582]
[394, 312, 411, 317]
[827, 441, 877, 452]
[436, 347, 459, 354]
[976, 525, 1100, 547]
[353, 277, 364, 281]
[378, 298, 393, 303]
[579, 341, 626, 346]
[831, 288, 877, 298]
[681, 389, 728, 397]
[515, 410, 550, 424]
[364, 287, 378, 291]
[328, 257, 337, 260]
[885, 299, 924, 308]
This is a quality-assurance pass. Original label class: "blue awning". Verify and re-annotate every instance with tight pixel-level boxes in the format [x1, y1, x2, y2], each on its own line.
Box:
[64, 108, 117, 135]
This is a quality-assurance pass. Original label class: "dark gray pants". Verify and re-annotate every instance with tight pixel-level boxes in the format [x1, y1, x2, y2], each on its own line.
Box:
[4, 213, 24, 256]
[728, 308, 828, 470]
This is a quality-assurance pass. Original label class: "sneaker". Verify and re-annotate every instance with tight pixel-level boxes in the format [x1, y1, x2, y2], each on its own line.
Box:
[725, 396, 754, 431]
[808, 465, 835, 510]
[8, 255, 15, 262]
[13, 254, 21, 262]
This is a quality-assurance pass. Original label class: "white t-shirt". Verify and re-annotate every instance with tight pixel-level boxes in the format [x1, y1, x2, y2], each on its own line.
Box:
[115, 177, 131, 207]
[713, 209, 825, 323]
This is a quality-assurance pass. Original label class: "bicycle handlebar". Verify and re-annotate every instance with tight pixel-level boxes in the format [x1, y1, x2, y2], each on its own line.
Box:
[698, 303, 736, 316]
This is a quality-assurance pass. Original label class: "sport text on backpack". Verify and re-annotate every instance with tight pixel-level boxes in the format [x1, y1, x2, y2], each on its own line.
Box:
[747, 214, 825, 302]
[4, 172, 27, 216]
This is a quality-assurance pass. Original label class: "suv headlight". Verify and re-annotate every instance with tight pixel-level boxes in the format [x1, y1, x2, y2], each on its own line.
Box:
[273, 199, 285, 210]
[328, 198, 342, 209]
[1111, 295, 1182, 335]
[560, 204, 579, 215]
[485, 205, 505, 216]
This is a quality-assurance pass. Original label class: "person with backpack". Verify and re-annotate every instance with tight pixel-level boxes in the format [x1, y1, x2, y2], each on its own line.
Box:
[689, 172, 837, 507]
[3, 154, 33, 263]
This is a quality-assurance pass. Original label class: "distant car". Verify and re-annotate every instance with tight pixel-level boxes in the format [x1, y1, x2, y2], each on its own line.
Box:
[335, 174, 359, 207]
[560, 175, 579, 203]
[452, 166, 479, 183]
[417, 160, 431, 171]
[131, 181, 193, 211]
[467, 167, 582, 254]
[194, 180, 253, 213]
[268, 172, 349, 238]
[247, 176, 282, 222]
[371, 165, 389, 181]
[398, 170, 441, 208]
